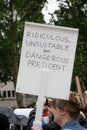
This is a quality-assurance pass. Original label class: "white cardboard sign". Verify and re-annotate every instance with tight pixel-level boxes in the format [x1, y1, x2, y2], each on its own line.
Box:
[16, 22, 79, 99]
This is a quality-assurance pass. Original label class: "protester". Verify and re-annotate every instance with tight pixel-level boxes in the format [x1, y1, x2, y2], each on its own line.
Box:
[48, 91, 85, 130]
[0, 113, 10, 130]
[31, 91, 86, 130]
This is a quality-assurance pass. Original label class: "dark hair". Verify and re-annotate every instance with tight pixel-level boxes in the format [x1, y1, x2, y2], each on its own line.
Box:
[0, 113, 10, 130]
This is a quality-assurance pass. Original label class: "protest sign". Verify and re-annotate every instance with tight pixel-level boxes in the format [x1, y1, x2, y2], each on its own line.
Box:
[16, 22, 79, 99]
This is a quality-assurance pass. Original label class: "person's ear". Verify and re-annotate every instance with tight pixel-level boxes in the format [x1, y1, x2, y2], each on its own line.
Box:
[61, 108, 66, 115]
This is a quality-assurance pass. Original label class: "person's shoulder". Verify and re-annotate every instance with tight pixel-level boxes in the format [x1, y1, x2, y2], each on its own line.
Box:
[70, 124, 85, 130]
[79, 125, 87, 130]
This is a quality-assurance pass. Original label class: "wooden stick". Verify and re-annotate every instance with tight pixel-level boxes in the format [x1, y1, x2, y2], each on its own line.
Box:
[75, 76, 82, 96]
[35, 71, 48, 121]
[33, 71, 49, 130]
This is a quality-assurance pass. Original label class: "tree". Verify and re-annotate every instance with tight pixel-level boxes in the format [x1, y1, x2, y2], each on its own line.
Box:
[0, 0, 47, 106]
[50, 0, 87, 89]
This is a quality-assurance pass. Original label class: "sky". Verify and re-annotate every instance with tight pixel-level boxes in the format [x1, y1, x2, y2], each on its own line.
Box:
[42, 0, 59, 23]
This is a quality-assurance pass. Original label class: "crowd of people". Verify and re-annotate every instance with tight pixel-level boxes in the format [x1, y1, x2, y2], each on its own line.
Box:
[0, 91, 87, 130]
[28, 92, 87, 130]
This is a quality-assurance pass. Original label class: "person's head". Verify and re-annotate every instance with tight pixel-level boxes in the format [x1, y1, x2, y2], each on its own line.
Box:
[50, 92, 85, 126]
[0, 113, 10, 130]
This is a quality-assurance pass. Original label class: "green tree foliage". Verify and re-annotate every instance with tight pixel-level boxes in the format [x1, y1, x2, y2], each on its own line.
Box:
[0, 0, 47, 86]
[50, 0, 87, 83]
[0, 0, 47, 106]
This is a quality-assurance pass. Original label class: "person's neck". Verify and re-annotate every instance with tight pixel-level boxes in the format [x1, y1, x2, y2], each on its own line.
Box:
[59, 115, 72, 127]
